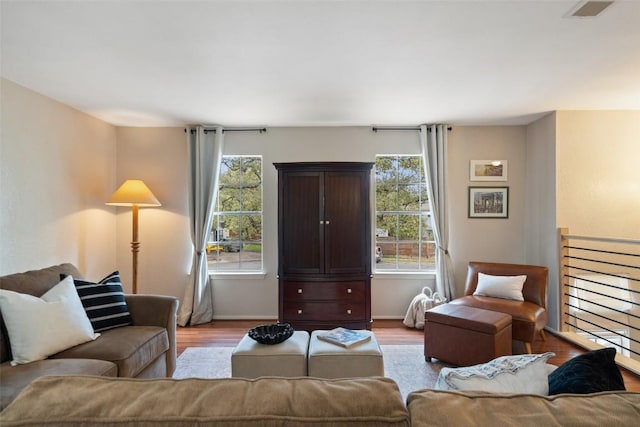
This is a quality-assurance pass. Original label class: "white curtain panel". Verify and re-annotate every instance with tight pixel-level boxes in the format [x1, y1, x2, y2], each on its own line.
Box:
[177, 126, 224, 326]
[420, 124, 456, 300]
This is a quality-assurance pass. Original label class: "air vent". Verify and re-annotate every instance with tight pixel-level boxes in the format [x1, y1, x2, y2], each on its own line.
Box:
[569, 1, 614, 17]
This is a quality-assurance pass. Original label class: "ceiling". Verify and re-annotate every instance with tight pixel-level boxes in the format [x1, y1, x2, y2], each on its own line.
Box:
[2, 0, 639, 127]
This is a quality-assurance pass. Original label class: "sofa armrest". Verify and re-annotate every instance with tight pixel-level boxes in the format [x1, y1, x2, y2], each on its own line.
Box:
[125, 295, 179, 376]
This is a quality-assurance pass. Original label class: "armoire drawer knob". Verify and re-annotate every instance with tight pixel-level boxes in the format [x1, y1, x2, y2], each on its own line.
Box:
[297, 288, 303, 294]
[347, 288, 352, 294]
[346, 309, 352, 315]
[297, 309, 303, 314]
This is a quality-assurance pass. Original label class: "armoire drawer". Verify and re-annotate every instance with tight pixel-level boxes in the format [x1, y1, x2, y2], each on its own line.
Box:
[282, 281, 365, 301]
[282, 301, 366, 321]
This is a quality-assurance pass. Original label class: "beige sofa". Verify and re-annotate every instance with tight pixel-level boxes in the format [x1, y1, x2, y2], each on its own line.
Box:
[1, 375, 639, 426]
[0, 264, 179, 410]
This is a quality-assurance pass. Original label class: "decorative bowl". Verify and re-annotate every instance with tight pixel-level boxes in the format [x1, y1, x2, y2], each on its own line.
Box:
[248, 323, 294, 345]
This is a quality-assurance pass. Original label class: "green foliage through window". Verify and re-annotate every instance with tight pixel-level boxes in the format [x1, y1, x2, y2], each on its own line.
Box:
[208, 156, 263, 272]
[375, 155, 435, 271]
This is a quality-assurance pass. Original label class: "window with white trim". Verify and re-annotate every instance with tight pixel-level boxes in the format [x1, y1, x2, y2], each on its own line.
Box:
[208, 156, 263, 272]
[375, 155, 435, 272]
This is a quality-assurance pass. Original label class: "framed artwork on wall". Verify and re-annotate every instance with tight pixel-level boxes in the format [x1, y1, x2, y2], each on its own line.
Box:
[468, 187, 509, 218]
[470, 160, 508, 181]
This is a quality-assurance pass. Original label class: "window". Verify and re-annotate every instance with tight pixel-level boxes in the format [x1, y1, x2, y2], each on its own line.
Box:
[208, 156, 262, 272]
[375, 155, 435, 272]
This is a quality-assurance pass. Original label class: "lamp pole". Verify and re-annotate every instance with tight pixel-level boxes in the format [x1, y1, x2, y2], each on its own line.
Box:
[131, 204, 140, 294]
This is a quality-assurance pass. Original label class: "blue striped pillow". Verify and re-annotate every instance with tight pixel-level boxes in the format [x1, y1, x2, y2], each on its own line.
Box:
[65, 272, 133, 332]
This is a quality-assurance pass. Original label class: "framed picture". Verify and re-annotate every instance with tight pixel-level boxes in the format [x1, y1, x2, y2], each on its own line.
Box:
[470, 160, 508, 181]
[468, 187, 509, 218]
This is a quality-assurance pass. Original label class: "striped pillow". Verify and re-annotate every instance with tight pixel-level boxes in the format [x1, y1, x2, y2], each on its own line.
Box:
[65, 272, 133, 332]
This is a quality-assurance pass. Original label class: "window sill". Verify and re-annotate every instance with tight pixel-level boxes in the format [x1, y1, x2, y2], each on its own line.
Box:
[208, 271, 267, 279]
[373, 271, 436, 280]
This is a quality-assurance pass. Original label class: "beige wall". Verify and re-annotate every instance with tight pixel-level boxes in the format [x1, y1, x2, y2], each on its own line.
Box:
[556, 111, 640, 239]
[114, 126, 530, 318]
[448, 126, 527, 296]
[0, 78, 117, 278]
[525, 112, 559, 328]
[5, 79, 636, 321]
[524, 110, 640, 331]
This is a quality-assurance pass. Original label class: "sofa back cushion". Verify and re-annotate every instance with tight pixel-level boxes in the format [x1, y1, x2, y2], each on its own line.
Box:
[0, 264, 82, 363]
[0, 376, 410, 427]
[407, 389, 640, 427]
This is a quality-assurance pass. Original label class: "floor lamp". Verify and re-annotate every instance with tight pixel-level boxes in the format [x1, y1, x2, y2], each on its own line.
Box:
[106, 179, 161, 294]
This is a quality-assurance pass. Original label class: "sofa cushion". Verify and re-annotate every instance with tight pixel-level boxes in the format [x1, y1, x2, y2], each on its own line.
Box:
[51, 326, 169, 377]
[67, 271, 133, 332]
[0, 359, 117, 411]
[548, 347, 626, 395]
[0, 276, 99, 365]
[0, 376, 411, 427]
[407, 389, 640, 427]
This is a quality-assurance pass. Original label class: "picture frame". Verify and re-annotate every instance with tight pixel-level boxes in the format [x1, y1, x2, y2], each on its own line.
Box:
[468, 187, 509, 218]
[470, 160, 508, 181]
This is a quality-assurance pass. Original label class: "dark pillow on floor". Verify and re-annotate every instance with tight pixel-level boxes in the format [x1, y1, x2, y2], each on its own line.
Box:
[548, 347, 625, 395]
[62, 271, 133, 332]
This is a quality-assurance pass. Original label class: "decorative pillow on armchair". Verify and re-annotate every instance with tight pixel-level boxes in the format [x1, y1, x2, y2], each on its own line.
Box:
[473, 272, 526, 301]
[0, 276, 99, 365]
[548, 347, 626, 394]
[64, 271, 133, 332]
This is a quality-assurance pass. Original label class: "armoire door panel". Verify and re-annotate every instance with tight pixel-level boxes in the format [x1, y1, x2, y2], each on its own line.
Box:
[282, 173, 322, 274]
[324, 172, 367, 274]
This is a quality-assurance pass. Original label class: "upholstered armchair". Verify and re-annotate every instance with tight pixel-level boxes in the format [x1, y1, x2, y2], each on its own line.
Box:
[449, 261, 548, 353]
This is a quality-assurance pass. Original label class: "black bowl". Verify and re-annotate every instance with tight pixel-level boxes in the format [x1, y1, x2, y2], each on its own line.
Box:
[248, 323, 294, 345]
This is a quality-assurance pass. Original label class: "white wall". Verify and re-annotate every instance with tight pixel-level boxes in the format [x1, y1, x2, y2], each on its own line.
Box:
[114, 126, 531, 319]
[0, 78, 117, 277]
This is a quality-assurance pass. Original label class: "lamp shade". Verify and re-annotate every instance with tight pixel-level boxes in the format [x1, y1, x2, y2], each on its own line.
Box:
[106, 180, 161, 207]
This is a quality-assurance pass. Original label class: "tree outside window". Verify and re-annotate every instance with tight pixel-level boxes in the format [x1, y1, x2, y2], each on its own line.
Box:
[208, 156, 263, 272]
[375, 155, 435, 272]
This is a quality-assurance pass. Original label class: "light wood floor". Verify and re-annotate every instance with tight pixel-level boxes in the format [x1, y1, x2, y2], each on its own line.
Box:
[176, 319, 640, 391]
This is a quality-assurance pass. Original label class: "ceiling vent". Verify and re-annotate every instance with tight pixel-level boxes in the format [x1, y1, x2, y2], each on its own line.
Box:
[569, 1, 615, 17]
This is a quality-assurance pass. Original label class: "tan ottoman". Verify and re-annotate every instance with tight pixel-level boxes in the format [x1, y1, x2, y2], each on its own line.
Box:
[307, 330, 384, 378]
[231, 330, 310, 378]
[424, 304, 512, 366]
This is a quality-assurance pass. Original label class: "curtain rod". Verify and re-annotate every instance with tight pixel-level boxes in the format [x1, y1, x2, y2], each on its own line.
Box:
[184, 127, 267, 134]
[372, 126, 452, 132]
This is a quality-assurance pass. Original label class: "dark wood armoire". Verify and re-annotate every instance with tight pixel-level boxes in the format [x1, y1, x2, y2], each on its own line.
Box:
[274, 162, 373, 331]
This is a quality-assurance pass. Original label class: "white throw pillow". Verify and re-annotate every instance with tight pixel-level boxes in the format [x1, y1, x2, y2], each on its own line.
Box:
[473, 272, 526, 301]
[435, 352, 556, 395]
[0, 275, 99, 365]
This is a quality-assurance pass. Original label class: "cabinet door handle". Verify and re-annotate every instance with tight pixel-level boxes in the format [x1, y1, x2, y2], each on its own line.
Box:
[297, 309, 303, 315]
[325, 220, 330, 225]
[347, 288, 352, 294]
[320, 220, 324, 224]
[346, 309, 352, 315]
[297, 288, 303, 294]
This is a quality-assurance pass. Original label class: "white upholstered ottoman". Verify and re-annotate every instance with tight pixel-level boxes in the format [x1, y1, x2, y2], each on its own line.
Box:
[231, 330, 310, 378]
[307, 330, 384, 378]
